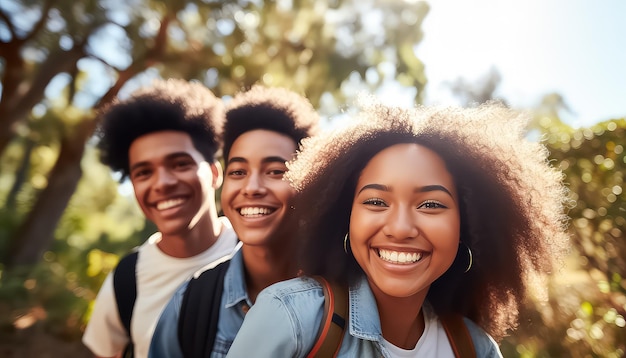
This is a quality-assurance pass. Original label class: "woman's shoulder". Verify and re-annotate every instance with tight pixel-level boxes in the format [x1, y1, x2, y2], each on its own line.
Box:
[462, 318, 503, 357]
[227, 278, 326, 357]
[259, 275, 323, 299]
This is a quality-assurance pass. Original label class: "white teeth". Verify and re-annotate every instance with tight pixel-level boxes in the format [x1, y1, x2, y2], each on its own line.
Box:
[378, 249, 423, 264]
[239, 207, 274, 217]
[156, 198, 185, 210]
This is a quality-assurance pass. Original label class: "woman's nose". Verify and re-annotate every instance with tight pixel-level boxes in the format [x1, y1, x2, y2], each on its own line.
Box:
[383, 207, 419, 240]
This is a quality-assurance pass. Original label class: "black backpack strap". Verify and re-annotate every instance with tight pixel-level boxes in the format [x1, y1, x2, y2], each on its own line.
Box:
[113, 250, 139, 358]
[178, 259, 231, 358]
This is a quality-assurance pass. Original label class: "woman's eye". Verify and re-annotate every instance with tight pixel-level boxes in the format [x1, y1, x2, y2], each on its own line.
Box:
[363, 198, 387, 207]
[418, 200, 447, 209]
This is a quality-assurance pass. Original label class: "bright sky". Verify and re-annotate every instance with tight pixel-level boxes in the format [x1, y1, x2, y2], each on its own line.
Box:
[415, 0, 626, 127]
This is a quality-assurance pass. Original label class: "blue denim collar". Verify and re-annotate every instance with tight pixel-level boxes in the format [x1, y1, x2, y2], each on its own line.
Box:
[348, 276, 383, 342]
[223, 245, 251, 308]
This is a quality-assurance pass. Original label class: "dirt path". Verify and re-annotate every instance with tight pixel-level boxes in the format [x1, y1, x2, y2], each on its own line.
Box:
[0, 325, 92, 358]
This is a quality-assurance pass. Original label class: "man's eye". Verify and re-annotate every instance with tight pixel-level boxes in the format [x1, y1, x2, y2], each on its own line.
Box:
[227, 170, 246, 176]
[132, 169, 151, 179]
[173, 160, 194, 169]
[267, 169, 286, 176]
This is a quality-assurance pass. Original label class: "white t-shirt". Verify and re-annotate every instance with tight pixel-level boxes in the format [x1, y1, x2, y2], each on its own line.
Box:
[82, 217, 237, 358]
[381, 303, 455, 358]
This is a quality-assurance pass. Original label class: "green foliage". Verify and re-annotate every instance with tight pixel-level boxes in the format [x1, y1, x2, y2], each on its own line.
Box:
[0, 153, 147, 341]
[0, 121, 148, 342]
[501, 116, 626, 357]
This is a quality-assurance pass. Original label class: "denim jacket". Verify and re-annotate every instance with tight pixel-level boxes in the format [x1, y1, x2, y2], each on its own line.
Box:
[149, 244, 252, 358]
[226, 276, 502, 358]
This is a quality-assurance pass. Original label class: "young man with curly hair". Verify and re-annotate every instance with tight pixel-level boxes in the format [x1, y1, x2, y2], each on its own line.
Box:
[149, 85, 319, 358]
[82, 79, 238, 358]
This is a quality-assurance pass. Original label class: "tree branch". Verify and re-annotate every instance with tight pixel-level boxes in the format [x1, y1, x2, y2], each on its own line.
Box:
[0, 7, 16, 41]
[96, 13, 174, 109]
[22, 0, 56, 44]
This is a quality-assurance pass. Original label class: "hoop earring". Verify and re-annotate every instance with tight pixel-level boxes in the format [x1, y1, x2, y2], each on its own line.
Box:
[460, 242, 473, 273]
[343, 233, 350, 254]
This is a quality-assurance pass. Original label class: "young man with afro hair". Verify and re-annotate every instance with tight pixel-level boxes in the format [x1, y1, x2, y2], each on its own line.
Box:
[149, 85, 319, 358]
[83, 79, 238, 358]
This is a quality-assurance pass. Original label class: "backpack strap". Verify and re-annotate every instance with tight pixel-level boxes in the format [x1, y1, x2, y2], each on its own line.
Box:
[307, 276, 348, 358]
[113, 250, 139, 358]
[178, 259, 231, 358]
[440, 314, 476, 358]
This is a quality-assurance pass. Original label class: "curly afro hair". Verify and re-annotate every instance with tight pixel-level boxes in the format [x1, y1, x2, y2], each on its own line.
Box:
[285, 98, 570, 340]
[222, 85, 319, 161]
[96, 78, 224, 179]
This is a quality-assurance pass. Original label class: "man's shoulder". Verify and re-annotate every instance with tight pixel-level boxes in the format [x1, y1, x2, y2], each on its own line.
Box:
[190, 241, 242, 279]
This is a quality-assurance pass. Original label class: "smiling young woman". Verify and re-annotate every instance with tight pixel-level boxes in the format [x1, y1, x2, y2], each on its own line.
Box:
[225, 99, 570, 358]
[349, 144, 461, 308]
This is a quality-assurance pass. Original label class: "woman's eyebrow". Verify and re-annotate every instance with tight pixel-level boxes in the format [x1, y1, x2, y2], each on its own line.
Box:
[357, 183, 390, 194]
[416, 185, 453, 197]
[357, 184, 453, 197]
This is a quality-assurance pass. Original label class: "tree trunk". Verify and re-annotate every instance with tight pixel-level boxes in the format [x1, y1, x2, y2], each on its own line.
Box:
[5, 139, 35, 210]
[6, 120, 95, 267]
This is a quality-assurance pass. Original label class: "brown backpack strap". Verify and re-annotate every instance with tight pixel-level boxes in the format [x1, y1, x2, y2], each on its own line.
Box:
[440, 315, 476, 358]
[307, 276, 347, 358]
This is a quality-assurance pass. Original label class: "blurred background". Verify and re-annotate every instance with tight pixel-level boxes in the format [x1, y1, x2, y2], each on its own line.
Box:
[0, 0, 624, 356]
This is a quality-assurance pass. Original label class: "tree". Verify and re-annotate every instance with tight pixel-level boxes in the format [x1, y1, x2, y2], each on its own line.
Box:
[0, 0, 430, 268]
